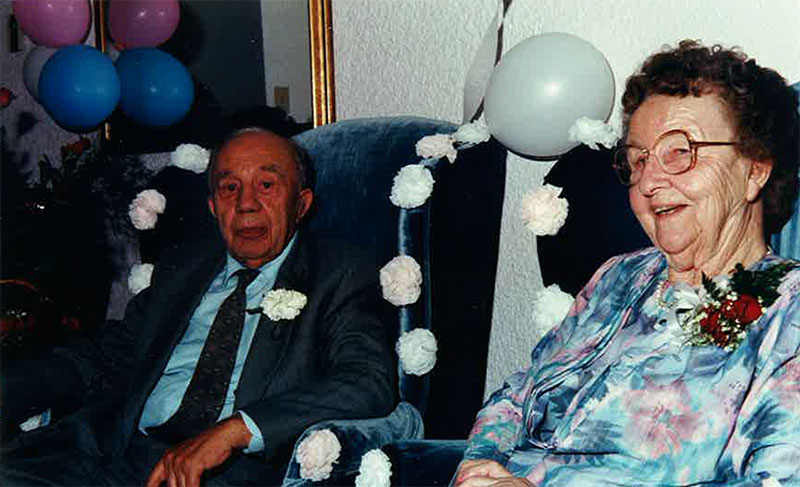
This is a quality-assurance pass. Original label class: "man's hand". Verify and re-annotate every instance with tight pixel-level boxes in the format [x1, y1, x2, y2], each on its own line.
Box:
[455, 459, 534, 487]
[146, 415, 253, 487]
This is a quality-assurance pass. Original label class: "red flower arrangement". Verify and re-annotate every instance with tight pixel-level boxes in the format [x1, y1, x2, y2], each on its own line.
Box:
[682, 261, 796, 350]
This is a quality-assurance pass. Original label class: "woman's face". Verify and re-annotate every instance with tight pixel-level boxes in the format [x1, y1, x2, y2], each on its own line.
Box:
[627, 94, 768, 270]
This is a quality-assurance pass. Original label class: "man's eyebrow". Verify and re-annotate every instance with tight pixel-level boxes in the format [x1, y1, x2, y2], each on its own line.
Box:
[259, 164, 287, 177]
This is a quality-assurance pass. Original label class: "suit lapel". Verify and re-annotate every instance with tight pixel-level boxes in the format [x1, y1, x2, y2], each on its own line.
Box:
[235, 235, 313, 408]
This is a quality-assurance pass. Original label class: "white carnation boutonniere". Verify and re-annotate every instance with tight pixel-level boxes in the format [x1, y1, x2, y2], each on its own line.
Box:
[453, 118, 491, 145]
[568, 116, 620, 150]
[390, 164, 434, 209]
[170, 143, 210, 173]
[520, 184, 569, 236]
[355, 449, 392, 487]
[128, 189, 167, 230]
[396, 328, 438, 376]
[259, 289, 307, 321]
[416, 133, 457, 163]
[127, 263, 154, 295]
[296, 429, 341, 481]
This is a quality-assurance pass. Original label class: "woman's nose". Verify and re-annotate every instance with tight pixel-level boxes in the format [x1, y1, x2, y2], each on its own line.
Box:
[635, 155, 670, 195]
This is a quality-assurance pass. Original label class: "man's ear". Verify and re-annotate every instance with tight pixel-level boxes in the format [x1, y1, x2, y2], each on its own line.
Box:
[746, 158, 772, 202]
[295, 189, 313, 223]
[208, 196, 217, 218]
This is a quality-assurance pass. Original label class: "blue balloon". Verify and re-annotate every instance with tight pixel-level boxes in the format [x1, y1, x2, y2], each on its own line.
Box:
[115, 48, 194, 127]
[38, 45, 120, 132]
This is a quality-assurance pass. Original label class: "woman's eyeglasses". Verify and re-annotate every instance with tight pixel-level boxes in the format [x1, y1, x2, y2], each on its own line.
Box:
[612, 129, 738, 186]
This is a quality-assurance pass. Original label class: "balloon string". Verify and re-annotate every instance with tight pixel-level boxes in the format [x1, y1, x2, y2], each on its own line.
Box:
[465, 0, 515, 123]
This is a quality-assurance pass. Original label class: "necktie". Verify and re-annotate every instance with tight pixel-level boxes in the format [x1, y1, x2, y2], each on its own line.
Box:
[147, 268, 260, 444]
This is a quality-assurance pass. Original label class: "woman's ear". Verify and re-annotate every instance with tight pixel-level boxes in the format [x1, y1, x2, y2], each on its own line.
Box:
[746, 159, 772, 202]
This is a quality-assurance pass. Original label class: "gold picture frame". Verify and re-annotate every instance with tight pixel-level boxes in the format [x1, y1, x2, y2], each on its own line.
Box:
[309, 0, 336, 126]
[94, 0, 335, 151]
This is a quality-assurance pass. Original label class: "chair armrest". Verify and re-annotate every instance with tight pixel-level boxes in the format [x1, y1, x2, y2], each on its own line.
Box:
[282, 402, 423, 486]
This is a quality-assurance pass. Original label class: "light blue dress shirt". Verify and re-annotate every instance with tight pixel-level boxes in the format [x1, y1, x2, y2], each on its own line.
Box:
[138, 236, 297, 452]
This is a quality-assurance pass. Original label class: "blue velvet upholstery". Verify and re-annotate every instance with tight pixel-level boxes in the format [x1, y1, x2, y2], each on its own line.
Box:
[276, 117, 507, 485]
[770, 82, 800, 259]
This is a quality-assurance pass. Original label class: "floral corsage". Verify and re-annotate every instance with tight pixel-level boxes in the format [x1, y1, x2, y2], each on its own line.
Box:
[679, 261, 795, 351]
[258, 289, 307, 321]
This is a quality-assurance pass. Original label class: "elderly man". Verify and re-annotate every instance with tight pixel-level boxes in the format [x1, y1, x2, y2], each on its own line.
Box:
[1, 128, 396, 486]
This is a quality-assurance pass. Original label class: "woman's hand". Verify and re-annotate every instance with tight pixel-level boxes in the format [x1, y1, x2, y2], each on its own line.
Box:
[455, 459, 534, 487]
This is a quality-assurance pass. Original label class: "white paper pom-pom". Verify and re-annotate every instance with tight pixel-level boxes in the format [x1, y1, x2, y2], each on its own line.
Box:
[128, 263, 154, 295]
[355, 449, 392, 487]
[171, 143, 210, 173]
[128, 189, 167, 230]
[520, 184, 569, 236]
[296, 429, 341, 481]
[379, 255, 422, 306]
[416, 134, 457, 163]
[453, 119, 491, 145]
[389, 164, 434, 209]
[396, 328, 437, 376]
[531, 284, 574, 334]
[567, 117, 620, 150]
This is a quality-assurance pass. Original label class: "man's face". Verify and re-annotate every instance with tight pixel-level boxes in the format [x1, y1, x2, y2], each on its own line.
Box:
[208, 131, 313, 268]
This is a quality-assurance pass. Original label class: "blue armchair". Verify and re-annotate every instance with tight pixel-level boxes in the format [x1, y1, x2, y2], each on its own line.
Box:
[276, 117, 506, 484]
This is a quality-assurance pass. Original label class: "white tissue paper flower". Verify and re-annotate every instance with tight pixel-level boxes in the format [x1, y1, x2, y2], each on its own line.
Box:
[296, 429, 341, 481]
[453, 119, 491, 145]
[416, 134, 457, 163]
[170, 143, 210, 173]
[396, 328, 437, 376]
[355, 449, 392, 487]
[520, 184, 569, 236]
[531, 284, 574, 334]
[389, 164, 434, 209]
[128, 263, 154, 295]
[260, 289, 307, 321]
[128, 189, 167, 230]
[567, 116, 620, 150]
[379, 255, 422, 306]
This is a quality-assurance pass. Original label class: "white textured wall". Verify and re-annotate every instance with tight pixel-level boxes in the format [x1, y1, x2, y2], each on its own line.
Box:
[332, 0, 800, 397]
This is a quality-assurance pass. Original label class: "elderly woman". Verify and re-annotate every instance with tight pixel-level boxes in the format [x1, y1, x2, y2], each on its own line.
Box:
[456, 40, 800, 487]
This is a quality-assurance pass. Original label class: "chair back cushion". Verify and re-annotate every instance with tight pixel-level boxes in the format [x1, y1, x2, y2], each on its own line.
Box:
[295, 117, 507, 438]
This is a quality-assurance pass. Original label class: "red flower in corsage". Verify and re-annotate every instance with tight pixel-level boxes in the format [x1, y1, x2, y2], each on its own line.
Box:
[682, 262, 795, 351]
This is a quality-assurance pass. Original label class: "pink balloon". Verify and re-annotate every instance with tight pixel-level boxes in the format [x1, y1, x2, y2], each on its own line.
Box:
[108, 0, 180, 49]
[12, 0, 90, 47]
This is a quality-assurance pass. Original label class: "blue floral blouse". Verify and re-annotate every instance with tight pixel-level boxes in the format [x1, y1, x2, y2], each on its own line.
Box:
[464, 247, 800, 486]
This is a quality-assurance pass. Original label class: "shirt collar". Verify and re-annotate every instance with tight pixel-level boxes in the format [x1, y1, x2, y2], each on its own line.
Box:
[222, 233, 298, 287]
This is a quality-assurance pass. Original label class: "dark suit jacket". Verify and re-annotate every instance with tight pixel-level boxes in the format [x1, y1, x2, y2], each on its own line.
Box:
[3, 231, 396, 471]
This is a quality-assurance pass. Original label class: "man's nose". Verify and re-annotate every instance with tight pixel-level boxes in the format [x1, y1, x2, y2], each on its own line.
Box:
[236, 184, 260, 211]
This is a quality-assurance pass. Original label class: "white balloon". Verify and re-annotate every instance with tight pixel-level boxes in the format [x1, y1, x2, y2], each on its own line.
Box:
[484, 33, 615, 158]
[23, 46, 57, 101]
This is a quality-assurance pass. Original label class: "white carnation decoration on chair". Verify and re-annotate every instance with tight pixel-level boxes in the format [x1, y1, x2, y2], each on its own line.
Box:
[296, 429, 341, 481]
[531, 284, 574, 334]
[416, 134, 457, 163]
[396, 328, 437, 376]
[567, 116, 620, 150]
[260, 289, 307, 321]
[355, 449, 392, 487]
[453, 119, 491, 145]
[128, 263, 154, 295]
[520, 184, 569, 236]
[390, 164, 434, 209]
[128, 189, 166, 230]
[379, 255, 422, 306]
[170, 143, 210, 173]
